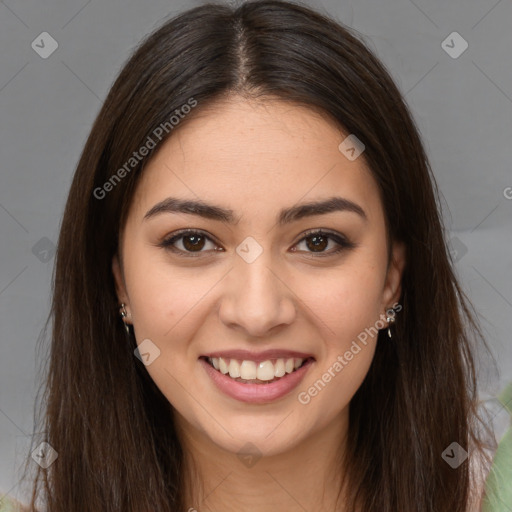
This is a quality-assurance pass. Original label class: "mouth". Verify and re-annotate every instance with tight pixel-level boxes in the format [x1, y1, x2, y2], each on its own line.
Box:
[201, 355, 314, 384]
[199, 352, 315, 404]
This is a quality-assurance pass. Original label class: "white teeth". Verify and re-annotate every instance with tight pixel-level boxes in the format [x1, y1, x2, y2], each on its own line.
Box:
[240, 360, 257, 379]
[228, 359, 241, 378]
[218, 357, 229, 374]
[274, 358, 286, 377]
[207, 356, 307, 380]
[257, 360, 275, 381]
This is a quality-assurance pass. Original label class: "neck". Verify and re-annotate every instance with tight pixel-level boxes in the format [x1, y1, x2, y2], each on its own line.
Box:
[177, 411, 349, 512]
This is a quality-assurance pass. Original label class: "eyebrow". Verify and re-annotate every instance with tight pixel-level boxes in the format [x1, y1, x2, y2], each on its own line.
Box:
[143, 196, 368, 226]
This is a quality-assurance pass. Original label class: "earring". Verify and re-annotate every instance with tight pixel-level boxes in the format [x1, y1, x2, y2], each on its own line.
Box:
[385, 307, 396, 339]
[119, 303, 131, 334]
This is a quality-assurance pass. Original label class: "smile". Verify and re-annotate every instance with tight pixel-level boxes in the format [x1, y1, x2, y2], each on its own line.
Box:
[199, 353, 315, 404]
[205, 356, 310, 383]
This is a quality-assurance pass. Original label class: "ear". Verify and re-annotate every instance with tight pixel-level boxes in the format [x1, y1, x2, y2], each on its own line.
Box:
[381, 240, 406, 310]
[112, 253, 129, 306]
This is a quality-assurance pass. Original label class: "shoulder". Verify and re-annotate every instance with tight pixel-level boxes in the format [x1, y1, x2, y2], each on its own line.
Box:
[0, 495, 29, 512]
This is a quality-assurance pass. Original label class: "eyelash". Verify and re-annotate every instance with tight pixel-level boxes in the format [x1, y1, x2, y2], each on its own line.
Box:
[158, 228, 356, 258]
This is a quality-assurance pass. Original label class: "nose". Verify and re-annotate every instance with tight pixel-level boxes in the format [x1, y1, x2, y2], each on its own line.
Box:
[218, 250, 297, 338]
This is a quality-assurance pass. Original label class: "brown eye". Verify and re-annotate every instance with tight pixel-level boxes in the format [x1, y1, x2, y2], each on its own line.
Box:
[293, 230, 355, 256]
[181, 233, 206, 251]
[159, 229, 220, 256]
[304, 233, 329, 252]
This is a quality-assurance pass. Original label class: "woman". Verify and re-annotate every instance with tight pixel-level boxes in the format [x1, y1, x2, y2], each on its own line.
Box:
[6, 0, 498, 510]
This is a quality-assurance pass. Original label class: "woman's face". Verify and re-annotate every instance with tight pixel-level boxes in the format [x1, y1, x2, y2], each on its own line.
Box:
[113, 96, 405, 458]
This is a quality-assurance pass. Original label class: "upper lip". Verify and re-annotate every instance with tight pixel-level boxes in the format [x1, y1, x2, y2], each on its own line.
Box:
[201, 349, 315, 362]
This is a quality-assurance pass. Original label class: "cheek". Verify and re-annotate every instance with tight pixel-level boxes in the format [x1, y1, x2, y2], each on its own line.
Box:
[123, 245, 218, 335]
[297, 341, 377, 421]
[296, 266, 383, 412]
[293, 261, 385, 343]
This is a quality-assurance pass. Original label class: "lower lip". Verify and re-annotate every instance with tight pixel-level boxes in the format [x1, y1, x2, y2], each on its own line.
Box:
[200, 357, 314, 404]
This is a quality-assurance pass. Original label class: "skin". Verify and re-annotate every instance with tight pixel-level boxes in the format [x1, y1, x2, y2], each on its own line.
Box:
[112, 95, 406, 512]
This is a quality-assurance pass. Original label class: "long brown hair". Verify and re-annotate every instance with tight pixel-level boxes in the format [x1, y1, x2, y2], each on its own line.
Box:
[19, 1, 495, 510]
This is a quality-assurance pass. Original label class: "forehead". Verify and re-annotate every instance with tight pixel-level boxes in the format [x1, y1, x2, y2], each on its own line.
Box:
[129, 97, 383, 226]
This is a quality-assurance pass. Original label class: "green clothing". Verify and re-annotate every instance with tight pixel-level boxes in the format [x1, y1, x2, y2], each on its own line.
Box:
[0, 494, 24, 512]
[482, 381, 512, 512]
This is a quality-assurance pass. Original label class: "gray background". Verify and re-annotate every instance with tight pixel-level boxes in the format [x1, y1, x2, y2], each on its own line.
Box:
[1, 0, 511, 501]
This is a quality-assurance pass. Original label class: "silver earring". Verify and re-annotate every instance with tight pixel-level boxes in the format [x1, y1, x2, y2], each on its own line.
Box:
[119, 303, 130, 334]
[385, 307, 396, 339]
